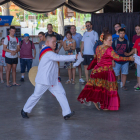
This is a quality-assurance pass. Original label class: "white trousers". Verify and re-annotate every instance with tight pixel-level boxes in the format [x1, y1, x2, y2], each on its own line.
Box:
[23, 82, 71, 116]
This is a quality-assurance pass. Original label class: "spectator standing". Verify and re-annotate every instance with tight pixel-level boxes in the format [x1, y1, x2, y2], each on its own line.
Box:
[0, 38, 7, 83]
[112, 28, 130, 91]
[63, 25, 85, 83]
[19, 33, 36, 82]
[112, 23, 128, 41]
[133, 38, 140, 91]
[133, 25, 140, 44]
[45, 24, 63, 81]
[63, 31, 76, 84]
[81, 21, 98, 83]
[3, 26, 20, 87]
[38, 32, 46, 52]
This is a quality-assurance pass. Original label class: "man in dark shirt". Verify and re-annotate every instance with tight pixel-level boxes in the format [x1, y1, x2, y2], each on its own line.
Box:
[112, 28, 130, 90]
[45, 24, 63, 53]
[45, 24, 63, 81]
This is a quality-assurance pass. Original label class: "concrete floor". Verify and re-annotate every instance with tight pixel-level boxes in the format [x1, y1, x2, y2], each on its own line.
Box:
[0, 68, 140, 140]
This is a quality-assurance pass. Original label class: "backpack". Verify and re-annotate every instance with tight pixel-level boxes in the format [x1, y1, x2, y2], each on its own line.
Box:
[114, 39, 130, 53]
[20, 40, 33, 48]
[2, 35, 18, 57]
[93, 40, 103, 54]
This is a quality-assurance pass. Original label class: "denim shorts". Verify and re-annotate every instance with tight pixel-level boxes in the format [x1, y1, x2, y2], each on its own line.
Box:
[20, 58, 33, 73]
[113, 62, 129, 76]
[137, 64, 140, 77]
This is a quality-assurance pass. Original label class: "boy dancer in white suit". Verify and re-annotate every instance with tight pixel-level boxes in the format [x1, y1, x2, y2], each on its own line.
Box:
[21, 35, 79, 120]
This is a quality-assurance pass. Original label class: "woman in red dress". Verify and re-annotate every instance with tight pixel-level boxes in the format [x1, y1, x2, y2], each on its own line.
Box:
[77, 33, 134, 111]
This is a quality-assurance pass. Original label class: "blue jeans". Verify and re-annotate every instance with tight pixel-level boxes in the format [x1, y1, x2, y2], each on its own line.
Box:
[20, 59, 33, 73]
[113, 62, 129, 76]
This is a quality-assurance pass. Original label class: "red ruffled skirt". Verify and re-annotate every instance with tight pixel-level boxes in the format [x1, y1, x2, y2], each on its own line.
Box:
[77, 68, 120, 110]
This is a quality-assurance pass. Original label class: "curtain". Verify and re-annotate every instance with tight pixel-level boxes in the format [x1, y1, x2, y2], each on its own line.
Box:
[0, 0, 111, 13]
[91, 12, 140, 42]
[65, 0, 110, 13]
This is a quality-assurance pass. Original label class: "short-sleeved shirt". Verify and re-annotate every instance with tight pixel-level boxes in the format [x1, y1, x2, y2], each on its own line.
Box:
[45, 32, 61, 50]
[39, 41, 45, 50]
[82, 30, 98, 55]
[20, 40, 35, 59]
[112, 39, 129, 64]
[133, 38, 140, 56]
[4, 36, 19, 58]
[65, 39, 76, 55]
[112, 34, 128, 41]
[63, 33, 82, 48]
[132, 34, 140, 44]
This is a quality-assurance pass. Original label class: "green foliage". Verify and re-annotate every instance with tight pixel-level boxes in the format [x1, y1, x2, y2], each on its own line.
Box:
[11, 17, 20, 25]
[46, 14, 58, 32]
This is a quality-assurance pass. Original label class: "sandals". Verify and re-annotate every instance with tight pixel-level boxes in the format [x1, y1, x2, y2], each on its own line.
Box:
[6, 84, 12, 87]
[122, 86, 128, 91]
[72, 80, 75, 84]
[12, 83, 21, 86]
[65, 80, 71, 84]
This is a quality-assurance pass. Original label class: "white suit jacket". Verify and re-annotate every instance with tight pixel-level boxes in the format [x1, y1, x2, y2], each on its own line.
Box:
[35, 51, 76, 85]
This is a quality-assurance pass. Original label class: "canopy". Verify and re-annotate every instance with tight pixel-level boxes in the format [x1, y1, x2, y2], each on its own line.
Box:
[0, 0, 110, 13]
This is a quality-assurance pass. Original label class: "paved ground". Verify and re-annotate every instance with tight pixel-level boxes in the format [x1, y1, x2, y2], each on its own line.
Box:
[0, 68, 140, 140]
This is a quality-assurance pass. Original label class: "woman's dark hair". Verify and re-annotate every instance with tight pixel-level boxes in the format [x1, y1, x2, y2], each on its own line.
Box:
[103, 33, 112, 41]
[1, 37, 5, 41]
[114, 23, 121, 27]
[66, 31, 72, 37]
[102, 27, 109, 35]
[135, 25, 140, 28]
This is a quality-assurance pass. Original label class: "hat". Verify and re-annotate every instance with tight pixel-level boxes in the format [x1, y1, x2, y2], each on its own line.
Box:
[24, 33, 30, 38]
[121, 24, 126, 28]
[28, 66, 38, 86]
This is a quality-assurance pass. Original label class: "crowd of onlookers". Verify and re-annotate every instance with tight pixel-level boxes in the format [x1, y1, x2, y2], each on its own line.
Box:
[0, 21, 140, 91]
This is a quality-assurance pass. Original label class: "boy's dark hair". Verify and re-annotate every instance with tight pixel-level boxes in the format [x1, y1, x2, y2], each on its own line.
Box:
[85, 21, 92, 25]
[38, 32, 45, 36]
[66, 31, 72, 36]
[1, 37, 5, 41]
[10, 26, 16, 30]
[47, 23, 53, 27]
[118, 28, 125, 33]
[114, 23, 121, 27]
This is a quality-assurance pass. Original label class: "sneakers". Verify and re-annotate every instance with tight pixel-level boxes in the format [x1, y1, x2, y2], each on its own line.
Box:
[79, 78, 85, 83]
[20, 78, 24, 82]
[135, 87, 140, 91]
[1, 80, 4, 84]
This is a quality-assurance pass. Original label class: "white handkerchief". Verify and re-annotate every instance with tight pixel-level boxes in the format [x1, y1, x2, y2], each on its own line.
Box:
[73, 52, 84, 67]
[134, 54, 140, 65]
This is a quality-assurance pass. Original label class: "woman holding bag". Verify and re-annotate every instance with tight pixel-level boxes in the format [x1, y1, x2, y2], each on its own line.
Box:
[0, 37, 7, 83]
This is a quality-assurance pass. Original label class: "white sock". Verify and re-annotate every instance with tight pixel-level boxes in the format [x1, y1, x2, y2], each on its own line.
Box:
[21, 75, 24, 78]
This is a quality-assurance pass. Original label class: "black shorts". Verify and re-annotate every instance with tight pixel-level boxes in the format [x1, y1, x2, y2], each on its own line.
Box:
[5, 57, 18, 65]
[83, 55, 94, 65]
[76, 48, 81, 54]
